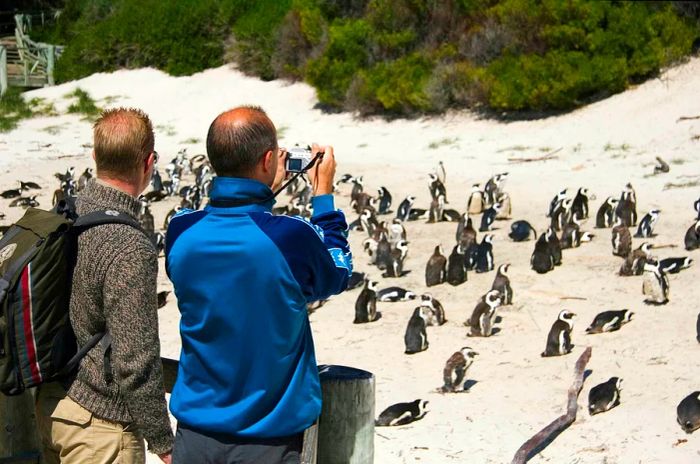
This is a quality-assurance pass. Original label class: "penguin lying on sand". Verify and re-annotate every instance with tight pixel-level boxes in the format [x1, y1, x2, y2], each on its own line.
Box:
[376, 400, 429, 426]
[589, 377, 622, 415]
[441, 347, 478, 393]
[542, 310, 575, 357]
[586, 310, 633, 334]
[659, 257, 693, 274]
[377, 287, 416, 302]
[677, 392, 700, 434]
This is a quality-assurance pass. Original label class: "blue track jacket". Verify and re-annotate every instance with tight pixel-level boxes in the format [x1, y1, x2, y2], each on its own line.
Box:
[165, 177, 352, 438]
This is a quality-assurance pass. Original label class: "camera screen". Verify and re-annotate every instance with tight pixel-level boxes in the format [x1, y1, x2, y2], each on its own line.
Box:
[288, 158, 304, 172]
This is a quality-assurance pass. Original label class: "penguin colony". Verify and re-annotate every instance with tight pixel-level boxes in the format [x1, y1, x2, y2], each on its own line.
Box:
[3, 152, 698, 445]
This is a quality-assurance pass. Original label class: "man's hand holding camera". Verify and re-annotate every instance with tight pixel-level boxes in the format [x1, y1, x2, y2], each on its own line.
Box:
[307, 144, 336, 196]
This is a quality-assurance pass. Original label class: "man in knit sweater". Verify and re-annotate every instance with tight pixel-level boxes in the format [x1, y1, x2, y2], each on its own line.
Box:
[35, 108, 173, 463]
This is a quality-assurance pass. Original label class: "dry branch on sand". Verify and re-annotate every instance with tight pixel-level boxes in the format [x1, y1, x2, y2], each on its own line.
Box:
[508, 147, 562, 163]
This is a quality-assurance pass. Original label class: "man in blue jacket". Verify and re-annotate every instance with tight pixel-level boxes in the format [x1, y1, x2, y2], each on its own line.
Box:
[166, 106, 352, 463]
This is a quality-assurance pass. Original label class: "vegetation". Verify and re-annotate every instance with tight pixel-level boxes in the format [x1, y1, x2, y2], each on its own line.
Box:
[34, 0, 700, 117]
[66, 88, 101, 119]
[0, 89, 57, 132]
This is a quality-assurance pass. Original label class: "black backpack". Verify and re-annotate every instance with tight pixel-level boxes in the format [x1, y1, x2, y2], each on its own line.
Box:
[0, 203, 142, 395]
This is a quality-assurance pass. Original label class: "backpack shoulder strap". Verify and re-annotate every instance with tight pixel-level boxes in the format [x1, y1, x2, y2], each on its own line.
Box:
[73, 210, 144, 234]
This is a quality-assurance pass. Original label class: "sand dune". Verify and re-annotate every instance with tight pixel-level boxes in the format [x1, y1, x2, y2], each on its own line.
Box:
[1, 57, 699, 463]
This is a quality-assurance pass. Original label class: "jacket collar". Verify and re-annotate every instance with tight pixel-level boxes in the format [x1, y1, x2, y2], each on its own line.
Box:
[207, 177, 276, 212]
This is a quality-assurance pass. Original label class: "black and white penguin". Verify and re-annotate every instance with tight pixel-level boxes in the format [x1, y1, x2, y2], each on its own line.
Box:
[396, 196, 415, 222]
[560, 214, 582, 249]
[531, 232, 555, 274]
[377, 186, 392, 214]
[425, 245, 447, 287]
[441, 347, 478, 393]
[138, 201, 155, 238]
[467, 184, 485, 215]
[588, 377, 623, 416]
[695, 198, 700, 220]
[571, 187, 591, 219]
[9, 195, 39, 208]
[495, 192, 511, 220]
[332, 173, 354, 190]
[446, 244, 468, 286]
[611, 217, 632, 257]
[354, 279, 381, 323]
[19, 180, 41, 190]
[585, 309, 634, 334]
[388, 218, 407, 247]
[677, 392, 700, 434]
[551, 198, 573, 232]
[571, 230, 594, 248]
[376, 399, 429, 426]
[427, 194, 445, 223]
[383, 239, 409, 278]
[635, 209, 660, 238]
[1, 185, 23, 199]
[163, 206, 181, 230]
[596, 196, 619, 228]
[659, 257, 693, 274]
[456, 214, 477, 249]
[350, 176, 364, 204]
[428, 173, 447, 201]
[642, 260, 669, 305]
[546, 227, 562, 266]
[360, 208, 379, 238]
[685, 219, 700, 251]
[619, 242, 653, 276]
[152, 232, 165, 255]
[362, 237, 378, 264]
[441, 209, 461, 222]
[54, 166, 75, 183]
[479, 203, 500, 232]
[351, 192, 376, 215]
[615, 187, 637, 226]
[347, 271, 366, 290]
[77, 167, 93, 192]
[541, 310, 576, 357]
[484, 172, 508, 207]
[467, 290, 502, 337]
[374, 232, 393, 271]
[404, 307, 430, 354]
[377, 286, 417, 302]
[491, 264, 513, 305]
[509, 220, 537, 242]
[419, 293, 446, 326]
[547, 189, 567, 217]
[475, 234, 495, 273]
[408, 207, 429, 221]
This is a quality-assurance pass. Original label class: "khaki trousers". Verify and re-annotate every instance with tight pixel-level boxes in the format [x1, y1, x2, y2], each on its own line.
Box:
[35, 382, 145, 464]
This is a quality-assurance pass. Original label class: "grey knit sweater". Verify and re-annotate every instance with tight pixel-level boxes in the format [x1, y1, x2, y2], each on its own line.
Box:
[67, 179, 173, 454]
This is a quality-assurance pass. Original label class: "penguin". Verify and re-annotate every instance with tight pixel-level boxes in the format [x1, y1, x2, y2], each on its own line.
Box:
[351, 192, 376, 215]
[531, 232, 554, 274]
[547, 189, 567, 217]
[9, 196, 39, 208]
[359, 207, 379, 237]
[585, 309, 634, 334]
[396, 195, 415, 222]
[377, 186, 392, 214]
[350, 176, 364, 204]
[467, 290, 502, 337]
[419, 293, 446, 326]
[54, 166, 75, 183]
[376, 399, 429, 426]
[635, 209, 660, 238]
[456, 214, 477, 250]
[377, 286, 417, 302]
[559, 214, 582, 249]
[77, 167, 93, 192]
[658, 257, 693, 274]
[509, 220, 537, 242]
[446, 243, 468, 286]
[685, 219, 700, 251]
[546, 227, 562, 266]
[441, 347, 478, 393]
[374, 232, 392, 270]
[484, 172, 508, 207]
[152, 232, 165, 255]
[408, 207, 429, 221]
[383, 239, 408, 278]
[189, 154, 208, 175]
[677, 392, 700, 434]
[347, 271, 366, 290]
[495, 192, 511, 220]
[475, 234, 495, 273]
[571, 231, 594, 248]
[1, 186, 23, 199]
[467, 184, 485, 215]
[425, 245, 447, 287]
[596, 196, 619, 228]
[139, 201, 155, 239]
[157, 290, 170, 309]
[653, 156, 669, 174]
[620, 242, 653, 276]
[362, 237, 378, 264]
[354, 279, 381, 323]
[541, 310, 576, 357]
[571, 187, 591, 219]
[19, 180, 41, 190]
[611, 217, 632, 257]
[441, 209, 461, 222]
[427, 194, 445, 223]
[428, 173, 447, 202]
[695, 198, 700, 220]
[588, 377, 623, 416]
[404, 307, 430, 354]
[479, 203, 500, 232]
[163, 206, 181, 230]
[491, 264, 513, 305]
[642, 260, 669, 305]
[551, 198, 573, 232]
[615, 187, 637, 226]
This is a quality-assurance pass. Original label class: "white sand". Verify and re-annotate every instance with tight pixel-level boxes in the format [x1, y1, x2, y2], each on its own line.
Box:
[1, 57, 699, 463]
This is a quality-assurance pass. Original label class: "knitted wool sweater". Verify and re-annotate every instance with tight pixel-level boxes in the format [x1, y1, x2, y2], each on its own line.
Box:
[66, 179, 173, 454]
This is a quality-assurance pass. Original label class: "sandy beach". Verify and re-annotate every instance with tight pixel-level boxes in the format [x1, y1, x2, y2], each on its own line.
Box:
[1, 57, 699, 463]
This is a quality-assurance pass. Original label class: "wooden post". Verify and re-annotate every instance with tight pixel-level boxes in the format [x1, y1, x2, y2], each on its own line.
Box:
[316, 365, 375, 464]
[46, 45, 55, 86]
[0, 391, 41, 463]
[0, 46, 7, 97]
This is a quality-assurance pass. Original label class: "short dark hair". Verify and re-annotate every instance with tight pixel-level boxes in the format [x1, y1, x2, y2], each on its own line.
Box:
[206, 106, 277, 177]
[93, 107, 154, 181]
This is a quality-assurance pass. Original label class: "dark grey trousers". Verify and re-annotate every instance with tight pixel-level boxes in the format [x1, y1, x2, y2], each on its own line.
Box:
[172, 424, 303, 464]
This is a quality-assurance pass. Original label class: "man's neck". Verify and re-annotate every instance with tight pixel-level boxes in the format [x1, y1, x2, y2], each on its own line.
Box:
[97, 176, 140, 198]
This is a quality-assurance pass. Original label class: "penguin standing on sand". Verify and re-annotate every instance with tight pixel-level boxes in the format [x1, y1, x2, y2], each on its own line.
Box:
[354, 279, 381, 323]
[509, 220, 537, 242]
[388, 219, 407, 247]
[495, 192, 512, 220]
[396, 196, 416, 222]
[420, 293, 446, 326]
[491, 264, 513, 305]
[479, 203, 501, 232]
[77, 167, 93, 192]
[677, 392, 700, 434]
[441, 347, 478, 393]
[377, 186, 392, 214]
[611, 217, 632, 257]
[531, 233, 555, 274]
[586, 309, 634, 334]
[659, 257, 693, 274]
[350, 177, 364, 204]
[616, 185, 637, 226]
[560, 214, 582, 249]
[547, 189, 567, 218]
[596, 196, 619, 228]
[475, 234, 495, 273]
[467, 184, 485, 215]
[642, 260, 669, 305]
[620, 242, 653, 276]
[404, 307, 430, 354]
[457, 214, 478, 250]
[375, 233, 392, 270]
[467, 290, 502, 337]
[551, 198, 573, 232]
[685, 219, 700, 251]
[447, 244, 468, 286]
[546, 227, 562, 266]
[635, 209, 660, 238]
[572, 187, 591, 219]
[428, 173, 447, 202]
[542, 310, 576, 357]
[139, 201, 155, 239]
[428, 194, 445, 223]
[426, 245, 447, 287]
[376, 400, 429, 426]
[589, 377, 623, 415]
[383, 239, 409, 278]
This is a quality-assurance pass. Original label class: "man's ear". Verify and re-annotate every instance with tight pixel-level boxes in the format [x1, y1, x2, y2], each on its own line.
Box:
[262, 149, 275, 173]
[91, 150, 96, 162]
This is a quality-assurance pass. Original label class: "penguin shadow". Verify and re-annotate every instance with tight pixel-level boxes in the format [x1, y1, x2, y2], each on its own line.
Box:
[643, 299, 668, 306]
[436, 380, 478, 394]
[462, 379, 478, 391]
[494, 316, 503, 324]
[381, 270, 412, 278]
[491, 327, 502, 336]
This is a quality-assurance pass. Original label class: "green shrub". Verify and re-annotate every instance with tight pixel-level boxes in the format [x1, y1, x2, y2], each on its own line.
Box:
[0, 88, 34, 132]
[66, 88, 101, 119]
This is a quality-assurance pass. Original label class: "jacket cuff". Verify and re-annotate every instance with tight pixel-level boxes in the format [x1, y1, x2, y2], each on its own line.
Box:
[312, 195, 335, 215]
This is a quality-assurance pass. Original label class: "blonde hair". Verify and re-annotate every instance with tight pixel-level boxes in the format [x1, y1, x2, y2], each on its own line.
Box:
[93, 107, 155, 180]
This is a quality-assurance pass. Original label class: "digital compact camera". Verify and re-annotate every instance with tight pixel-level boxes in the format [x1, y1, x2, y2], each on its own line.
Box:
[286, 146, 314, 173]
